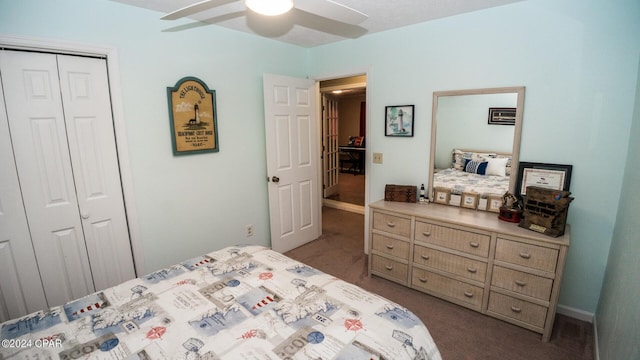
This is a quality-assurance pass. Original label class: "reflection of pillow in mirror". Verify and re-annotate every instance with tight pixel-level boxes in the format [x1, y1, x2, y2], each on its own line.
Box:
[486, 157, 508, 176]
[464, 159, 488, 175]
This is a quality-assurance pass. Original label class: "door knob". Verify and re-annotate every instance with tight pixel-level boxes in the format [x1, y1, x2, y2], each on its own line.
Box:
[271, 176, 280, 183]
[81, 212, 90, 219]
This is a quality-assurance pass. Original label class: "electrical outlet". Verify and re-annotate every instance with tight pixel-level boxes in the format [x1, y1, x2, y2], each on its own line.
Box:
[373, 152, 383, 164]
[246, 224, 254, 237]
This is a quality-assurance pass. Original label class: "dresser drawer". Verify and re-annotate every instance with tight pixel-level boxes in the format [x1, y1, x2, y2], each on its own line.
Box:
[372, 211, 411, 238]
[491, 266, 553, 301]
[495, 238, 558, 273]
[414, 245, 487, 282]
[372, 234, 410, 260]
[488, 292, 548, 328]
[415, 220, 490, 257]
[371, 254, 408, 283]
[411, 267, 483, 308]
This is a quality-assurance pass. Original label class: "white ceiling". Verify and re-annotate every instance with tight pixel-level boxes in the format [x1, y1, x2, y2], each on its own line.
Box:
[111, 0, 523, 48]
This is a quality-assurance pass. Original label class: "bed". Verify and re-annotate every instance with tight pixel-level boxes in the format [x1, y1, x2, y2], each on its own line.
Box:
[0, 245, 442, 360]
[433, 148, 512, 197]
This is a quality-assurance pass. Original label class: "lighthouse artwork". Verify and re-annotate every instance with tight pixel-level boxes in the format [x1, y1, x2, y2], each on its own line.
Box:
[385, 105, 415, 137]
[167, 77, 219, 155]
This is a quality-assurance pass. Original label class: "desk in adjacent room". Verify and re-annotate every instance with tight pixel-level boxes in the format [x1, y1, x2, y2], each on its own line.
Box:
[339, 146, 365, 174]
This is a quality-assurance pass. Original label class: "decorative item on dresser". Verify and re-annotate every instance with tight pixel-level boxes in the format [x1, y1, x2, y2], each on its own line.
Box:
[368, 200, 570, 342]
[384, 184, 418, 203]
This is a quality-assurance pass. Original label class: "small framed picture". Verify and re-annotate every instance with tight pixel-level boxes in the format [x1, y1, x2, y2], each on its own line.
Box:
[488, 107, 516, 125]
[433, 187, 450, 205]
[461, 192, 479, 209]
[477, 197, 488, 211]
[385, 105, 414, 137]
[449, 194, 462, 207]
[487, 194, 503, 213]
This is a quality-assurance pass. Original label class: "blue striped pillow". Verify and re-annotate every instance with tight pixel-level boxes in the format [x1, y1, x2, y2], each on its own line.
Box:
[464, 159, 488, 175]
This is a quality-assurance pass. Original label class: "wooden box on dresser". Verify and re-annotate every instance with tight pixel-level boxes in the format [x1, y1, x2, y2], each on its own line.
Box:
[368, 200, 570, 342]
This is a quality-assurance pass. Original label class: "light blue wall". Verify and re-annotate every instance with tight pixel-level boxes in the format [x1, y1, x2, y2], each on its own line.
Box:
[308, 0, 640, 312]
[595, 57, 640, 360]
[1, 0, 638, 317]
[0, 0, 309, 272]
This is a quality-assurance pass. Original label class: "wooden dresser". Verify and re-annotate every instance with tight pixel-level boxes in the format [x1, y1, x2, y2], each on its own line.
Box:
[368, 200, 570, 341]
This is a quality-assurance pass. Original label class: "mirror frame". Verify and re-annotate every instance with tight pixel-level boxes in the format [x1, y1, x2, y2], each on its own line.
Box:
[428, 86, 525, 202]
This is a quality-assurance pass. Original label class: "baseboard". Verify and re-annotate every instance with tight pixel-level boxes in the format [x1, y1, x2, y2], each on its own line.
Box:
[556, 304, 594, 323]
[323, 199, 365, 214]
[592, 315, 600, 360]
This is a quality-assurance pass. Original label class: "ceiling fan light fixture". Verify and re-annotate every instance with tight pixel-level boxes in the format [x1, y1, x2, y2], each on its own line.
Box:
[245, 0, 294, 16]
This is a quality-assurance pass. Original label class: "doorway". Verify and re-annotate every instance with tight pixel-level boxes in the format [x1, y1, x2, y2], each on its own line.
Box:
[320, 75, 366, 214]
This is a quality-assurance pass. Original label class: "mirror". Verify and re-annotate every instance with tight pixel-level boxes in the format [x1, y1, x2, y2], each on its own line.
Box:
[428, 87, 525, 206]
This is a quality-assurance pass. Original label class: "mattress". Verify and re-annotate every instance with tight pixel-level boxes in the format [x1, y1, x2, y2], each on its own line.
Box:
[433, 168, 509, 196]
[0, 245, 442, 359]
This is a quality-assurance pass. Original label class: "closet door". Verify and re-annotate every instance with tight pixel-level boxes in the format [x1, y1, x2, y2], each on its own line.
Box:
[57, 55, 136, 291]
[0, 51, 135, 308]
[0, 50, 95, 307]
[0, 80, 48, 322]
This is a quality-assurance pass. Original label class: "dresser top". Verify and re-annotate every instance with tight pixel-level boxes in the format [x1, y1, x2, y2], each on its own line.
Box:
[369, 200, 570, 246]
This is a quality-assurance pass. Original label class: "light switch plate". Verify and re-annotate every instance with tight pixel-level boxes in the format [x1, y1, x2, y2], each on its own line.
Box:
[373, 152, 383, 164]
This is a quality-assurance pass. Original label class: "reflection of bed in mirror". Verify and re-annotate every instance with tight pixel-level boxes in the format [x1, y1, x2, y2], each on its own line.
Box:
[433, 148, 512, 197]
[428, 87, 525, 209]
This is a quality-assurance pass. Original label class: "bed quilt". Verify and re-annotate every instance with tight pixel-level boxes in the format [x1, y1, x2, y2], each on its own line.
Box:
[1, 245, 441, 360]
[434, 168, 509, 196]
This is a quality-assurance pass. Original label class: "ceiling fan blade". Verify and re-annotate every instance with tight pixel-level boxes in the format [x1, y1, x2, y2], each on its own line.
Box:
[293, 8, 367, 39]
[162, 10, 246, 32]
[161, 0, 238, 20]
[295, 0, 368, 25]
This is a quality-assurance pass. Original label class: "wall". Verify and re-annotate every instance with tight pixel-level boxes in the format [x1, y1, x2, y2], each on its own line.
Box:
[339, 95, 366, 145]
[594, 58, 640, 359]
[0, 0, 308, 273]
[308, 0, 640, 313]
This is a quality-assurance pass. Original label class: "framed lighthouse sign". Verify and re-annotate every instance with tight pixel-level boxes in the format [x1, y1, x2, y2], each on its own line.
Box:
[385, 105, 414, 137]
[167, 77, 219, 155]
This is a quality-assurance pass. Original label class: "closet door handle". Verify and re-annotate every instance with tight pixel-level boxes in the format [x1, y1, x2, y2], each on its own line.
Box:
[81, 212, 90, 220]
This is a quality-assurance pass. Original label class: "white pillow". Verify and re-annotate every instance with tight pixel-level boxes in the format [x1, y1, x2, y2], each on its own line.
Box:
[485, 157, 508, 176]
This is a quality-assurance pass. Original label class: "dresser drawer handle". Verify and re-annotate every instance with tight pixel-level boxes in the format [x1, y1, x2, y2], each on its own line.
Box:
[421, 254, 430, 260]
[515, 280, 527, 287]
[419, 277, 428, 283]
[519, 252, 531, 259]
[386, 244, 394, 250]
[510, 306, 522, 313]
[385, 265, 393, 270]
[422, 231, 431, 237]
[386, 222, 396, 228]
[469, 242, 480, 248]
[467, 267, 477, 273]
[464, 291, 474, 298]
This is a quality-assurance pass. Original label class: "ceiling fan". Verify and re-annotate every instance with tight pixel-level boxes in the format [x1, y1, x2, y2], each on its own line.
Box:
[161, 0, 369, 39]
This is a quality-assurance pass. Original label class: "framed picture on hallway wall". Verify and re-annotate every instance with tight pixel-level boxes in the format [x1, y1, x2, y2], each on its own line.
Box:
[385, 105, 414, 137]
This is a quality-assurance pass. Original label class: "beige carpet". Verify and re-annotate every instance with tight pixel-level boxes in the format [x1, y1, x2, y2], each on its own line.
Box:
[285, 207, 594, 360]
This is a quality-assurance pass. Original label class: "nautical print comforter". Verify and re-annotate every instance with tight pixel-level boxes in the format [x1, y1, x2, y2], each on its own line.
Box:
[0, 245, 442, 359]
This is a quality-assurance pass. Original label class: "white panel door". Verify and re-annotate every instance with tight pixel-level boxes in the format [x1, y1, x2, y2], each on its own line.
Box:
[0, 78, 48, 322]
[264, 74, 320, 253]
[57, 55, 136, 291]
